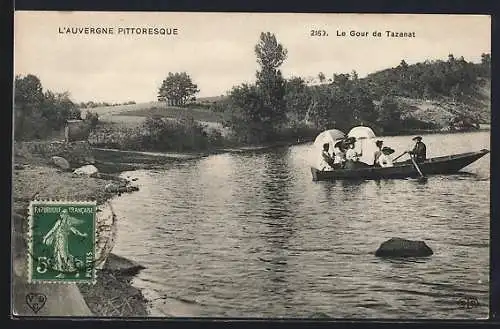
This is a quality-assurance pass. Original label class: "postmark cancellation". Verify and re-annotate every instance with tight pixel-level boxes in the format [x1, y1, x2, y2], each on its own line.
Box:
[27, 200, 97, 284]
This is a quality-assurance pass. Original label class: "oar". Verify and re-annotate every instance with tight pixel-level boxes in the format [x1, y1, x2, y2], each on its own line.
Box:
[409, 155, 427, 181]
[393, 151, 407, 162]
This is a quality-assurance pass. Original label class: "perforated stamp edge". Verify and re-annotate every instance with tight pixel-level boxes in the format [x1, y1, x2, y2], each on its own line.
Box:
[27, 199, 98, 285]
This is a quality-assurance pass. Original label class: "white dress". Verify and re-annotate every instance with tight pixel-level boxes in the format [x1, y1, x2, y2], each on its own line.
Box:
[318, 151, 334, 171]
[378, 153, 394, 167]
[333, 148, 345, 165]
[345, 148, 360, 162]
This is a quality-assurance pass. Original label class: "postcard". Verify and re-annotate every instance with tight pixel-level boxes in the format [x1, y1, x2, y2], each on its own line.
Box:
[12, 11, 491, 319]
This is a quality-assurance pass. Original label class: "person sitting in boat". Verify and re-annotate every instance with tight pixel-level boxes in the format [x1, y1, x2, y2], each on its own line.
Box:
[373, 140, 384, 166]
[332, 140, 346, 169]
[378, 146, 395, 167]
[344, 137, 364, 169]
[408, 136, 427, 163]
[319, 143, 335, 171]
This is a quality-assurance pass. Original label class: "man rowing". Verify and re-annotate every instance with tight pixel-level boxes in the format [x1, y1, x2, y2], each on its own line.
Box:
[408, 136, 427, 163]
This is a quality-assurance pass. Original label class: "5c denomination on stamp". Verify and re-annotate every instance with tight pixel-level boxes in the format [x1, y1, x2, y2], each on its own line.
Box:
[27, 201, 97, 284]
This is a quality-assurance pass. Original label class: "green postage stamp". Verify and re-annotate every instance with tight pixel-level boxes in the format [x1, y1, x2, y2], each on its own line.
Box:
[28, 201, 97, 284]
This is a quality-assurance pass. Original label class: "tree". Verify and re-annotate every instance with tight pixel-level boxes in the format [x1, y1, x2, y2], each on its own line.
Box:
[480, 53, 491, 77]
[318, 72, 326, 83]
[399, 59, 409, 69]
[223, 32, 290, 144]
[377, 96, 402, 133]
[14, 74, 81, 140]
[255, 32, 288, 130]
[333, 73, 350, 87]
[351, 70, 359, 81]
[158, 72, 199, 106]
[84, 110, 99, 130]
[15, 74, 44, 109]
[284, 77, 310, 123]
[42, 91, 81, 129]
[14, 74, 45, 139]
[224, 84, 269, 143]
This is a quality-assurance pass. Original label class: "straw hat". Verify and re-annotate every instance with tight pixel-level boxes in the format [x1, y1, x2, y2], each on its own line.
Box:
[412, 136, 422, 141]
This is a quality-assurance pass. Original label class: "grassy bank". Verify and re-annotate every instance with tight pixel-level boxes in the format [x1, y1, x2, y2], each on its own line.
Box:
[12, 152, 149, 317]
[119, 104, 224, 123]
[89, 113, 324, 154]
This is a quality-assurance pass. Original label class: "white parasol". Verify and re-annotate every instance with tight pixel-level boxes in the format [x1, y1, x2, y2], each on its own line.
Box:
[347, 126, 376, 140]
[313, 129, 346, 149]
[347, 126, 377, 164]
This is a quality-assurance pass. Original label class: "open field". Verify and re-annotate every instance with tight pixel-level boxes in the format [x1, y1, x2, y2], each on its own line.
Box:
[95, 115, 226, 135]
[120, 105, 224, 123]
[84, 101, 224, 124]
[87, 101, 227, 134]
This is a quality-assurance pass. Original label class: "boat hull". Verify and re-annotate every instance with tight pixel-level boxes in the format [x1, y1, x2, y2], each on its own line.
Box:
[311, 149, 489, 181]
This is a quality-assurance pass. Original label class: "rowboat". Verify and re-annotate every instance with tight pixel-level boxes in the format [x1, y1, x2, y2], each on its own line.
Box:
[311, 149, 489, 181]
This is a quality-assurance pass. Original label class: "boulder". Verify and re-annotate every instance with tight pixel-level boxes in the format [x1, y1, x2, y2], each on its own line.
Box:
[104, 183, 120, 193]
[375, 237, 433, 258]
[104, 183, 139, 194]
[73, 164, 99, 176]
[94, 172, 128, 183]
[104, 253, 146, 276]
[51, 156, 71, 170]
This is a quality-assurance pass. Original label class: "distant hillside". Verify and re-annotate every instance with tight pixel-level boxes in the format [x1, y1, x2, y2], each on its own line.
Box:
[197, 95, 227, 104]
[384, 76, 490, 127]
[85, 53, 490, 136]
[363, 54, 491, 124]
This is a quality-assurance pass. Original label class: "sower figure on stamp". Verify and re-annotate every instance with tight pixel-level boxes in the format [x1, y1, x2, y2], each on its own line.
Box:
[42, 209, 88, 278]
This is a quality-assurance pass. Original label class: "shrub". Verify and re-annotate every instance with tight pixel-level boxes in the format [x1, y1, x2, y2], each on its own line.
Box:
[85, 111, 99, 130]
[90, 115, 225, 152]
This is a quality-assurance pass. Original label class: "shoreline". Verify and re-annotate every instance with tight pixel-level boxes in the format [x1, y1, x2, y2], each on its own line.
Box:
[12, 152, 149, 317]
[90, 127, 490, 174]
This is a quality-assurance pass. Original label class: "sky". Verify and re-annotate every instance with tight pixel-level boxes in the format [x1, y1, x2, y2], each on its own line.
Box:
[14, 12, 491, 103]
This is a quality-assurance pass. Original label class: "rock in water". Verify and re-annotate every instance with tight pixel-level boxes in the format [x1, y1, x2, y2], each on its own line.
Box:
[73, 164, 99, 176]
[375, 237, 433, 257]
[51, 156, 70, 170]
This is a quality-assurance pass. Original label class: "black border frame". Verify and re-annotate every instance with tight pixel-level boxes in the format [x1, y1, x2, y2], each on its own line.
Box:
[6, 0, 499, 328]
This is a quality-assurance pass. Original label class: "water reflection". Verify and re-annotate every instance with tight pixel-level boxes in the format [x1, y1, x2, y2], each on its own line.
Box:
[259, 148, 295, 308]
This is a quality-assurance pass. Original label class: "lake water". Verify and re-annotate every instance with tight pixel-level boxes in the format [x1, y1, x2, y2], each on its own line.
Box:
[112, 131, 490, 319]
